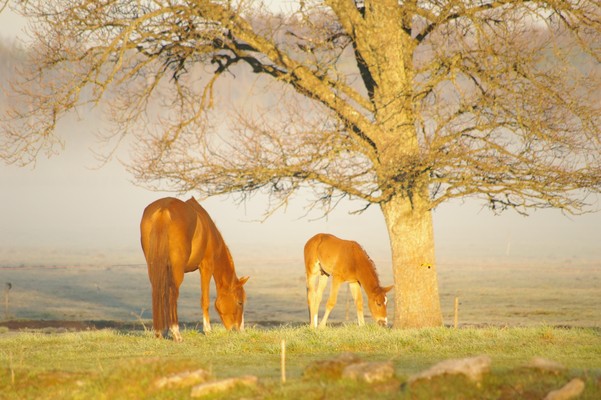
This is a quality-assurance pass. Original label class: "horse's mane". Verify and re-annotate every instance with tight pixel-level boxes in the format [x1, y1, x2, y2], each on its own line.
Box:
[356, 243, 381, 285]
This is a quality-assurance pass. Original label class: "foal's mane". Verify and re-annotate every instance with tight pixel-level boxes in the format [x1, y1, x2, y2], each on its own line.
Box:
[356, 243, 381, 286]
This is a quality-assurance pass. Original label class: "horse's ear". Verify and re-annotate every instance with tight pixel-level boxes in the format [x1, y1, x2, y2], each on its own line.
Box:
[238, 276, 250, 286]
[383, 285, 394, 293]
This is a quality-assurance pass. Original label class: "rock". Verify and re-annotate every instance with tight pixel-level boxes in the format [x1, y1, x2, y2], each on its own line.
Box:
[409, 355, 492, 384]
[342, 361, 395, 383]
[190, 375, 258, 397]
[543, 378, 585, 400]
[527, 357, 566, 373]
[303, 353, 363, 380]
[154, 368, 211, 389]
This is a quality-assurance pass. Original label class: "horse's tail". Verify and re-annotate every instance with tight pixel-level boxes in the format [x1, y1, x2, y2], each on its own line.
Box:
[146, 220, 175, 335]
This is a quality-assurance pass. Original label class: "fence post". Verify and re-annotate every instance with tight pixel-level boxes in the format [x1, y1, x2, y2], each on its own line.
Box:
[454, 297, 459, 329]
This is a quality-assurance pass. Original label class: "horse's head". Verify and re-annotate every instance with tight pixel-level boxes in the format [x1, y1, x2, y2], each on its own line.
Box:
[368, 285, 394, 327]
[215, 276, 249, 331]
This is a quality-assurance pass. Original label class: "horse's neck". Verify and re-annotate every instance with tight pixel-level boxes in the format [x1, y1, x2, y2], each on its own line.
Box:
[202, 217, 237, 287]
[356, 258, 380, 296]
[212, 244, 237, 287]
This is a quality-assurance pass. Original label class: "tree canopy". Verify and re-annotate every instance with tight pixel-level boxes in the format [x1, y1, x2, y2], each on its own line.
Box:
[4, 1, 600, 213]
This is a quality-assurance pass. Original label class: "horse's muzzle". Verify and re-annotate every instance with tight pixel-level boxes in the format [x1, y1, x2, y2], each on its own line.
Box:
[377, 318, 388, 327]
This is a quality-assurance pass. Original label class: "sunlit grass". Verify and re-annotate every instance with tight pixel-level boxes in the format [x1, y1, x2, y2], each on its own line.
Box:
[1, 325, 600, 399]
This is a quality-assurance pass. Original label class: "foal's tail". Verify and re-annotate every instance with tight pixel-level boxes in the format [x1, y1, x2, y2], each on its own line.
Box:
[146, 222, 176, 335]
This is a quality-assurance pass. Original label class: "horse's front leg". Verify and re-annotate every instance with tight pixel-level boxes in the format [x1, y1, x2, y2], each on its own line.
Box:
[200, 266, 212, 333]
[348, 282, 365, 326]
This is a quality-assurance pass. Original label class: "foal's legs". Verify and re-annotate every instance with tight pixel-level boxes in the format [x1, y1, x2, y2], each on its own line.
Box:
[313, 274, 329, 327]
[348, 282, 365, 326]
[306, 271, 318, 328]
[319, 276, 342, 328]
[306, 271, 328, 328]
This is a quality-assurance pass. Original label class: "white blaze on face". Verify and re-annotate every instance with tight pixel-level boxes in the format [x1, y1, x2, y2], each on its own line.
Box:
[384, 297, 388, 306]
[240, 314, 245, 331]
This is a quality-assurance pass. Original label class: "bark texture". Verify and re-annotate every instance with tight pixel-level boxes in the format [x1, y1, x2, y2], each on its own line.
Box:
[382, 191, 442, 328]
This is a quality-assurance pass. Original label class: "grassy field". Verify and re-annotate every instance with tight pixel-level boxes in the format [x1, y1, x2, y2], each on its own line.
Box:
[1, 325, 600, 399]
[1, 258, 600, 398]
[1, 257, 600, 327]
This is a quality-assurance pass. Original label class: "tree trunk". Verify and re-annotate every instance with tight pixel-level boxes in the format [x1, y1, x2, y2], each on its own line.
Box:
[380, 190, 443, 328]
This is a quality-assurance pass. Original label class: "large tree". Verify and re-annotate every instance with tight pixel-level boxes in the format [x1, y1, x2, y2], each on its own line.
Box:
[2, 0, 601, 328]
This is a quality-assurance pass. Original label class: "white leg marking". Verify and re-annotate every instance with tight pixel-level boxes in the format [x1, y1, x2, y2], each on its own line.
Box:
[203, 315, 211, 332]
[170, 324, 182, 342]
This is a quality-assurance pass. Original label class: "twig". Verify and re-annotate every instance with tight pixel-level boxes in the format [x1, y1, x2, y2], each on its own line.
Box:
[131, 309, 149, 332]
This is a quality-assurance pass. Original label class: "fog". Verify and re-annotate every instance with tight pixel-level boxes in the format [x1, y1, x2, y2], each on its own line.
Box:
[1, 4, 600, 269]
[3, 125, 600, 268]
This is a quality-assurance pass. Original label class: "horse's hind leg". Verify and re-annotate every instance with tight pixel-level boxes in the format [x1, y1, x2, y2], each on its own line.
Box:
[305, 256, 323, 328]
[319, 276, 341, 328]
[306, 271, 319, 328]
[167, 263, 184, 342]
[169, 325, 182, 342]
[168, 284, 183, 342]
[348, 282, 365, 326]
[200, 265, 212, 333]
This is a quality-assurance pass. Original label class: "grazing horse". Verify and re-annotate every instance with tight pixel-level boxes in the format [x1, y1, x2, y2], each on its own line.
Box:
[304, 233, 393, 328]
[140, 197, 249, 341]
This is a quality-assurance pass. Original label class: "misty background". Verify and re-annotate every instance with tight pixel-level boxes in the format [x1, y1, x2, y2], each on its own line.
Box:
[1, 4, 600, 271]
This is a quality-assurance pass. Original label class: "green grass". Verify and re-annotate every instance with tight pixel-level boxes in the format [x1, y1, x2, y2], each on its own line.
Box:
[1, 325, 600, 399]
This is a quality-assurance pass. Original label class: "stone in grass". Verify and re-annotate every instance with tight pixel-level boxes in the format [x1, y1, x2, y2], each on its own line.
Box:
[543, 378, 585, 400]
[408, 355, 492, 384]
[154, 368, 211, 389]
[526, 357, 566, 374]
[303, 353, 363, 380]
[190, 375, 258, 398]
[342, 361, 395, 383]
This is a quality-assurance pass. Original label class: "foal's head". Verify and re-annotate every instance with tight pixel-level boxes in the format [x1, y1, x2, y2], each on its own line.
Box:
[367, 285, 394, 327]
[215, 276, 250, 331]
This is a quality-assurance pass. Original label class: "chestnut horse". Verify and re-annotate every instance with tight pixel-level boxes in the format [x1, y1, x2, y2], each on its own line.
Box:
[140, 197, 249, 341]
[304, 233, 393, 328]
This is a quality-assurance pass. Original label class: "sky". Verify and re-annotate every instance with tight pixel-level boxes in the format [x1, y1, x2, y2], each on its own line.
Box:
[1, 3, 601, 269]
